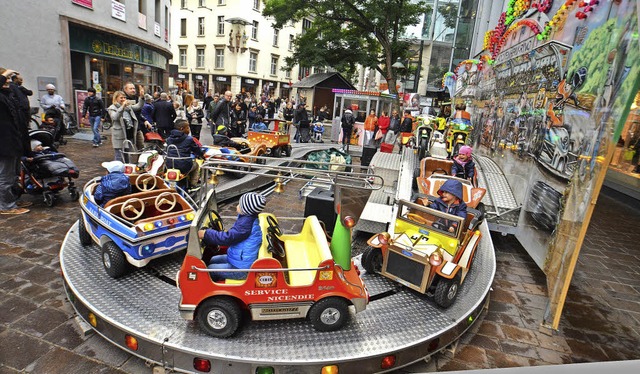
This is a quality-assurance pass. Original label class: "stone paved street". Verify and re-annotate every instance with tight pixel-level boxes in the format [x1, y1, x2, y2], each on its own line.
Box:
[1, 130, 639, 373]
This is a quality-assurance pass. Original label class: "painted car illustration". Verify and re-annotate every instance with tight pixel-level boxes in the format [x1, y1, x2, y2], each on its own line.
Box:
[362, 198, 483, 308]
[78, 173, 196, 278]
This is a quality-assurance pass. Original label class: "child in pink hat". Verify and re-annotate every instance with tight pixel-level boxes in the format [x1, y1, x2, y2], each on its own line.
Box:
[451, 145, 475, 182]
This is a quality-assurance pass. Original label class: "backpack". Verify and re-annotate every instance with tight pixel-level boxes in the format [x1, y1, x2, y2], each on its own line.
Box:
[342, 112, 354, 128]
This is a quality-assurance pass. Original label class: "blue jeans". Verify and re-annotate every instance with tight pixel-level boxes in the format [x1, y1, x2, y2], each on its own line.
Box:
[0, 156, 19, 210]
[207, 254, 248, 281]
[90, 116, 102, 145]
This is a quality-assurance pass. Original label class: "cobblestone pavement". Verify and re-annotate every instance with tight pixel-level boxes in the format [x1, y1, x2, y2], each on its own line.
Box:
[0, 130, 639, 373]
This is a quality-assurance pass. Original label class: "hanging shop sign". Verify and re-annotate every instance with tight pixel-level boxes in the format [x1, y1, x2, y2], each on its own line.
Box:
[69, 24, 167, 69]
[72, 0, 93, 9]
[111, 0, 126, 22]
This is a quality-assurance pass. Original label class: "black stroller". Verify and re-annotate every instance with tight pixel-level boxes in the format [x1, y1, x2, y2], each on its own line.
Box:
[17, 130, 80, 207]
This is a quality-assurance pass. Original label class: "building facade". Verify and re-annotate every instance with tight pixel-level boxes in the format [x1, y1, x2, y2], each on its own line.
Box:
[1, 0, 173, 114]
[169, 0, 302, 100]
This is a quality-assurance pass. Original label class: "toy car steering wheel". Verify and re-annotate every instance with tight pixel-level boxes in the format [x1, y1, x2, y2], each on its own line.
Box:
[154, 192, 177, 213]
[266, 215, 282, 237]
[407, 212, 430, 225]
[267, 234, 286, 257]
[121, 198, 145, 221]
[208, 210, 223, 231]
[135, 174, 157, 191]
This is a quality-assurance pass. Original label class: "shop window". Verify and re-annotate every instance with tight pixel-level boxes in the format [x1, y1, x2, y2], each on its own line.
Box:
[197, 48, 205, 68]
[249, 52, 258, 73]
[179, 48, 187, 67]
[273, 28, 279, 47]
[217, 16, 224, 35]
[198, 17, 205, 36]
[270, 56, 278, 76]
[180, 18, 187, 37]
[215, 48, 224, 69]
[252, 21, 258, 40]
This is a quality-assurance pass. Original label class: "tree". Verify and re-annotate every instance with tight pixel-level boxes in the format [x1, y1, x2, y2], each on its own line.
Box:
[263, 0, 428, 97]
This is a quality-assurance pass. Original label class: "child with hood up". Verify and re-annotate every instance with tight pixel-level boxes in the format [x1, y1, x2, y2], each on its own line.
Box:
[429, 179, 467, 233]
[94, 161, 131, 207]
[451, 145, 475, 182]
[198, 192, 266, 281]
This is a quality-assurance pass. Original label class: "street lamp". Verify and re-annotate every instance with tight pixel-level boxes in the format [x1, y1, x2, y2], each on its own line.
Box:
[392, 57, 406, 93]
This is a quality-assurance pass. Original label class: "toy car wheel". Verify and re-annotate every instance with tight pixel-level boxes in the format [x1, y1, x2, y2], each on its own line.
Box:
[361, 246, 382, 274]
[135, 174, 157, 191]
[69, 188, 80, 201]
[272, 147, 282, 158]
[121, 197, 145, 220]
[266, 215, 283, 236]
[266, 234, 285, 257]
[208, 210, 223, 231]
[284, 145, 292, 157]
[101, 241, 129, 278]
[197, 297, 242, 338]
[78, 216, 93, 246]
[43, 191, 55, 207]
[154, 192, 177, 213]
[418, 137, 428, 160]
[309, 297, 349, 332]
[434, 273, 461, 308]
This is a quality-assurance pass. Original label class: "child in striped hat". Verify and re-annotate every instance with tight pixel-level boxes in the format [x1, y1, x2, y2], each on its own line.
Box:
[198, 192, 266, 281]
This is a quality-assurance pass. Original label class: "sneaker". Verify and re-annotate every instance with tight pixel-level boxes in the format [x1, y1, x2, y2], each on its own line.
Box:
[93, 143, 99, 147]
[0, 207, 29, 215]
[16, 201, 33, 208]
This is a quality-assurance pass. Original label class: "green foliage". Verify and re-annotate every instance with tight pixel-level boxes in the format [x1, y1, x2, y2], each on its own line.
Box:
[263, 0, 428, 94]
[438, 3, 459, 30]
[567, 19, 616, 95]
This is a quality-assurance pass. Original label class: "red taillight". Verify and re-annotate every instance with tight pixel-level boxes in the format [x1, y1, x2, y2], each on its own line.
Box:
[168, 217, 176, 224]
[124, 166, 133, 174]
[381, 355, 396, 369]
[167, 171, 178, 180]
[125, 335, 138, 351]
[193, 358, 211, 372]
[342, 216, 356, 228]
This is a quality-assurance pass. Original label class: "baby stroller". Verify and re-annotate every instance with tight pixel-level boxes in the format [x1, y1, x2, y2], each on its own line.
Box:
[144, 124, 166, 153]
[311, 121, 325, 143]
[17, 130, 80, 207]
[42, 108, 68, 146]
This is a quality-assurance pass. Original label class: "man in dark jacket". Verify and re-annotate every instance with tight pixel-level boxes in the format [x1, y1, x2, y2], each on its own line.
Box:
[166, 119, 205, 187]
[399, 110, 414, 133]
[152, 92, 177, 139]
[0, 68, 30, 215]
[340, 108, 355, 151]
[294, 104, 310, 142]
[82, 87, 105, 147]
[210, 91, 232, 137]
[10, 73, 32, 129]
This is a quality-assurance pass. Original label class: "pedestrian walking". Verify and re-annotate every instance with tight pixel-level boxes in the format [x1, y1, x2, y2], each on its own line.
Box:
[81, 87, 105, 147]
[152, 92, 177, 139]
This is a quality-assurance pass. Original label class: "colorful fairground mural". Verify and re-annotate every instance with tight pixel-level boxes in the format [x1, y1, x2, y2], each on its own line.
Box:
[456, 0, 639, 329]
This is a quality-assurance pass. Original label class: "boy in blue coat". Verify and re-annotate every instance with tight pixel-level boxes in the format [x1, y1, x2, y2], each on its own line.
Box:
[198, 192, 266, 281]
[94, 160, 131, 207]
[166, 119, 205, 186]
[251, 115, 269, 132]
[429, 178, 467, 233]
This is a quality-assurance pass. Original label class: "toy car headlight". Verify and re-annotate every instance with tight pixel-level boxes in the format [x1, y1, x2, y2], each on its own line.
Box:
[377, 232, 391, 245]
[342, 216, 356, 228]
[429, 250, 443, 266]
[143, 223, 155, 231]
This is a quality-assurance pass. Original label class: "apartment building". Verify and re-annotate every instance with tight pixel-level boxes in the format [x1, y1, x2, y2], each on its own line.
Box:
[170, 0, 302, 100]
[0, 0, 173, 111]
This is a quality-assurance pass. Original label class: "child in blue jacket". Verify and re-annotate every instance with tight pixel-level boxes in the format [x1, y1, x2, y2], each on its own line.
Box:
[94, 161, 131, 207]
[429, 178, 467, 233]
[198, 192, 266, 281]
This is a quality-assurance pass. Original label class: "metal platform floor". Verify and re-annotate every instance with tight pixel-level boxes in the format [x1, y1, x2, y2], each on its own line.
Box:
[61, 219, 495, 373]
[475, 155, 521, 233]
